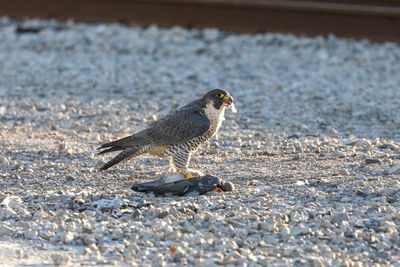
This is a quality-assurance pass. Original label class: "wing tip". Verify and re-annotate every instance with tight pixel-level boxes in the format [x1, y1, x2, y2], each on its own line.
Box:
[98, 163, 111, 172]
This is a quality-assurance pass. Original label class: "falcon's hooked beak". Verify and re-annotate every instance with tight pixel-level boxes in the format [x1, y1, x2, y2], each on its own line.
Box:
[223, 95, 237, 113]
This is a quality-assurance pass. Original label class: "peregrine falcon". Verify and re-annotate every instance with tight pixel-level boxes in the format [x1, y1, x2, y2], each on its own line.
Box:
[98, 89, 236, 178]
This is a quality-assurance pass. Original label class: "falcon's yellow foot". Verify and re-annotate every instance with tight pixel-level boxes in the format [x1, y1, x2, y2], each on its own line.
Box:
[185, 173, 200, 179]
[184, 169, 204, 179]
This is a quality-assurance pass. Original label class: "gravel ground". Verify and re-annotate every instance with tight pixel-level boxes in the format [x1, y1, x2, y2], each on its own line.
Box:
[0, 17, 400, 266]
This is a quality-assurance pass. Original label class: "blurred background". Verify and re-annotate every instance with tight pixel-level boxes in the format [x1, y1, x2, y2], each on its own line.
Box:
[1, 0, 399, 42]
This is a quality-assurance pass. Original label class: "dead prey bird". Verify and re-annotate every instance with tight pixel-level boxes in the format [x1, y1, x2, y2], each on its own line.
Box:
[98, 89, 236, 178]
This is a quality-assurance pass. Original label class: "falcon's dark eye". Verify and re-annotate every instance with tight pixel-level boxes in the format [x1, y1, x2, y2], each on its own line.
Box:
[216, 92, 224, 98]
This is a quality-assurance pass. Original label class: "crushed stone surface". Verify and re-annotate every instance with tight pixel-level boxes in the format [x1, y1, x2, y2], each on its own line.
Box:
[0, 17, 400, 266]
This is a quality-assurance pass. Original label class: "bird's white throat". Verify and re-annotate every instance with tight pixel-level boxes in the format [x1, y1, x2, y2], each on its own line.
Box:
[205, 102, 226, 134]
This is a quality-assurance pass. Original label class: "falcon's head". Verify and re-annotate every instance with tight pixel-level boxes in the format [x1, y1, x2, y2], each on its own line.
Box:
[202, 89, 237, 113]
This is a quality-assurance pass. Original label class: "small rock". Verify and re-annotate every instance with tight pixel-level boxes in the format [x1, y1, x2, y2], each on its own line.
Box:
[60, 231, 74, 244]
[58, 142, 67, 151]
[92, 198, 122, 212]
[307, 258, 324, 267]
[133, 209, 143, 219]
[327, 128, 338, 135]
[32, 204, 45, 219]
[221, 253, 242, 265]
[378, 143, 400, 151]
[24, 230, 37, 239]
[0, 207, 16, 220]
[257, 222, 276, 232]
[157, 211, 169, 219]
[83, 247, 91, 256]
[15, 248, 24, 259]
[355, 174, 365, 180]
[292, 225, 310, 236]
[335, 151, 346, 158]
[331, 213, 350, 224]
[339, 168, 350, 175]
[1, 196, 23, 209]
[359, 139, 372, 148]
[365, 158, 381, 165]
[82, 234, 95, 245]
[280, 227, 291, 240]
[220, 181, 235, 191]
[388, 164, 400, 174]
[202, 28, 219, 42]
[0, 225, 14, 236]
[39, 230, 55, 240]
[51, 254, 70, 266]
[356, 189, 370, 197]
[172, 246, 186, 263]
[74, 198, 85, 206]
[340, 139, 358, 146]
[66, 175, 76, 181]
[344, 229, 356, 238]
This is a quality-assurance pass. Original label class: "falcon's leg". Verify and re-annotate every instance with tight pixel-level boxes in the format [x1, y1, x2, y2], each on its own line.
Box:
[171, 151, 203, 178]
[171, 151, 191, 174]
[168, 157, 177, 173]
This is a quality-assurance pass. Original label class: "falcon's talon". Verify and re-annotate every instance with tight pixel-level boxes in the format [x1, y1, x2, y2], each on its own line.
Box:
[185, 173, 201, 179]
[185, 168, 204, 178]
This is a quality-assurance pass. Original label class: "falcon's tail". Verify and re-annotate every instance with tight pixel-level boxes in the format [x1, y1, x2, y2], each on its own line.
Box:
[97, 135, 150, 171]
[98, 148, 136, 171]
[97, 135, 148, 151]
